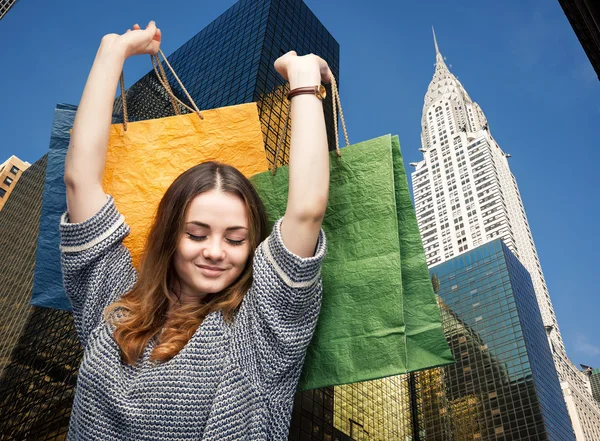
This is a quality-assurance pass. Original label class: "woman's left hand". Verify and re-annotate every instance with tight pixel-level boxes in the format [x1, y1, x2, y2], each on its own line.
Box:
[274, 51, 332, 89]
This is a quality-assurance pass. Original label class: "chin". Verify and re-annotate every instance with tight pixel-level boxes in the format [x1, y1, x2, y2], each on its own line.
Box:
[195, 278, 230, 295]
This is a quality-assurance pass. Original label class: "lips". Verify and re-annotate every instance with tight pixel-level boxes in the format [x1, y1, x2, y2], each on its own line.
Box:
[198, 265, 224, 271]
[196, 264, 226, 277]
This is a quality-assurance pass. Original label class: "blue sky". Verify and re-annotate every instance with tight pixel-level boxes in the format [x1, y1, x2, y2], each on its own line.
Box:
[1, 0, 599, 369]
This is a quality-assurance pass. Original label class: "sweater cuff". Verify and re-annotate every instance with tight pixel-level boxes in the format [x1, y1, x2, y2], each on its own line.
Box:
[60, 195, 126, 253]
[262, 218, 326, 288]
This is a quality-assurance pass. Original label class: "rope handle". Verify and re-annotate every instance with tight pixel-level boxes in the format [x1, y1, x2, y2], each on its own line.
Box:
[272, 74, 349, 175]
[119, 49, 203, 131]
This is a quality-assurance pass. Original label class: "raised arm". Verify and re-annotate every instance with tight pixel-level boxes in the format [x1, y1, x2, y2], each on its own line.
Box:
[64, 22, 161, 223]
[274, 52, 331, 258]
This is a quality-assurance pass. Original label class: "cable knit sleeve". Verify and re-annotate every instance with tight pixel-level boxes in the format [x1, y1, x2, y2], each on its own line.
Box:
[60, 196, 137, 347]
[232, 218, 326, 392]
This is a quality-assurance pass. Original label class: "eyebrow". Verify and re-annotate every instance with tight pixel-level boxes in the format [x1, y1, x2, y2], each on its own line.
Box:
[186, 221, 248, 232]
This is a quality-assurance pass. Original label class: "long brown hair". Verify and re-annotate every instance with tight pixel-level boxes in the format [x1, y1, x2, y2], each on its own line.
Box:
[105, 162, 269, 365]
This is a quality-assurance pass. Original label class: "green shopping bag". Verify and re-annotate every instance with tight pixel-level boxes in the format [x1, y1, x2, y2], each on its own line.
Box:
[252, 79, 453, 389]
[251, 131, 454, 391]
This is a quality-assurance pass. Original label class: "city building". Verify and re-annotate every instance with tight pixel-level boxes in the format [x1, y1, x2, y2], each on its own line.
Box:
[588, 367, 600, 404]
[0, 155, 30, 212]
[0, 155, 82, 441]
[558, 0, 600, 80]
[113, 0, 340, 164]
[410, 31, 600, 440]
[332, 375, 413, 440]
[0, 0, 19, 21]
[419, 240, 576, 440]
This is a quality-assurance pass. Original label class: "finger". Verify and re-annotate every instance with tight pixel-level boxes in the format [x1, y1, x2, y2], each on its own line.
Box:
[133, 24, 141, 30]
[153, 28, 162, 42]
[126, 29, 132, 34]
[146, 20, 156, 30]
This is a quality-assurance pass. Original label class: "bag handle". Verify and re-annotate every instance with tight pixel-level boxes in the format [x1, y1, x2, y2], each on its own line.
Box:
[119, 49, 204, 131]
[272, 75, 349, 175]
[331, 76, 350, 151]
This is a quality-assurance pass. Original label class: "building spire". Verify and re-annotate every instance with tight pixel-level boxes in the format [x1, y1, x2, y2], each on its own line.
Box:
[432, 26, 440, 56]
[432, 26, 446, 68]
[422, 28, 476, 123]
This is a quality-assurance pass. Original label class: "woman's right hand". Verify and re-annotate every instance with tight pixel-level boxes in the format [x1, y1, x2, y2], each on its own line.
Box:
[101, 21, 162, 59]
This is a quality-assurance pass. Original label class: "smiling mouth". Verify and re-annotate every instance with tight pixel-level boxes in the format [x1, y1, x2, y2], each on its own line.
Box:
[197, 265, 225, 271]
[196, 264, 226, 277]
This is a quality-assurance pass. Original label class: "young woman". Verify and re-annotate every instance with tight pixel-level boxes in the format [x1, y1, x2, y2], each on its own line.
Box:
[61, 21, 331, 440]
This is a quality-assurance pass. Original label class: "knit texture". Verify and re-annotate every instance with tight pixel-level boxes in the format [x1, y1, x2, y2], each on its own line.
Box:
[60, 196, 326, 440]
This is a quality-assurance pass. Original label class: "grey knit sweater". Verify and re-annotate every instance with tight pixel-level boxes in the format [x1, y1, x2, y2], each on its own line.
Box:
[60, 196, 326, 440]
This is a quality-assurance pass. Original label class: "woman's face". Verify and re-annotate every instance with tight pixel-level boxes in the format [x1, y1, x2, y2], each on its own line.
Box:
[173, 189, 251, 304]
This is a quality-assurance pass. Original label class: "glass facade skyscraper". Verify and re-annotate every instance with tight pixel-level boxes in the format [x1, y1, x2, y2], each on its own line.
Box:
[416, 240, 575, 440]
[0, 0, 19, 21]
[114, 0, 340, 167]
[589, 368, 600, 404]
[0, 154, 84, 440]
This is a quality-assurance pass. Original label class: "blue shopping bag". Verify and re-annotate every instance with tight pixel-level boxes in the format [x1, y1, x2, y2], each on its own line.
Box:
[31, 104, 77, 310]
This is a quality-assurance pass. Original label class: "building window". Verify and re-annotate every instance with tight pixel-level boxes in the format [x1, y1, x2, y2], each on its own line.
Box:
[0, 188, 5, 197]
[4, 176, 13, 186]
[10, 165, 19, 175]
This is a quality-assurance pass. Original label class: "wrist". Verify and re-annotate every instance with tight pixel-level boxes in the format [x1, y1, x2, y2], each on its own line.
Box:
[98, 35, 128, 63]
[288, 65, 322, 90]
[289, 76, 322, 90]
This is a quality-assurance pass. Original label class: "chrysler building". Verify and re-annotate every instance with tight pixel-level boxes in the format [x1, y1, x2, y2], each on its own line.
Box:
[411, 30, 600, 440]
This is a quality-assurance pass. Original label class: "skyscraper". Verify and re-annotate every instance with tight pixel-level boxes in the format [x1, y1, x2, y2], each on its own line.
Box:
[410, 30, 600, 440]
[113, 0, 340, 164]
[0, 0, 19, 21]
[0, 155, 82, 440]
[588, 368, 600, 404]
[558, 0, 600, 80]
[417, 240, 575, 441]
[0, 156, 46, 376]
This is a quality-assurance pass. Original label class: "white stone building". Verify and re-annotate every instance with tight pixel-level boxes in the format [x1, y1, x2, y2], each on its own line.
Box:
[410, 30, 600, 441]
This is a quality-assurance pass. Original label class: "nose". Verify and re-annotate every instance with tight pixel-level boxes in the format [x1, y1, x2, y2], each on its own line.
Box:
[202, 237, 225, 261]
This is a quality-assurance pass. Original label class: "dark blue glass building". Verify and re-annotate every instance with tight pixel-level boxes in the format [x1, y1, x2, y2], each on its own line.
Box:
[416, 240, 576, 440]
[116, 0, 340, 167]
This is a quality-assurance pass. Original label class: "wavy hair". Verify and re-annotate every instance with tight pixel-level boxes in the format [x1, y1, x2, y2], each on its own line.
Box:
[105, 162, 269, 365]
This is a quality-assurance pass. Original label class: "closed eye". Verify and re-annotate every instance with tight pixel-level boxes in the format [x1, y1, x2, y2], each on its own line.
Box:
[186, 233, 207, 241]
[187, 233, 245, 246]
[226, 238, 246, 246]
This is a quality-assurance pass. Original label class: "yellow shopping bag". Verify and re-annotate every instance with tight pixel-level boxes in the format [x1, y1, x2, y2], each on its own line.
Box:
[102, 51, 268, 267]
